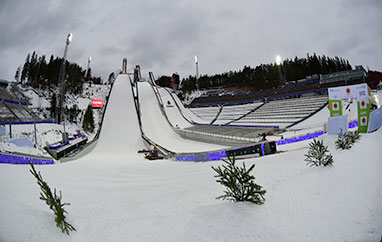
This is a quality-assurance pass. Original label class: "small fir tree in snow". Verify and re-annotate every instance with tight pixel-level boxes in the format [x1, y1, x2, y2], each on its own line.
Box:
[305, 139, 334, 167]
[82, 105, 95, 132]
[29, 162, 76, 235]
[212, 155, 266, 204]
[335, 130, 353, 150]
[335, 130, 361, 150]
[347, 130, 361, 144]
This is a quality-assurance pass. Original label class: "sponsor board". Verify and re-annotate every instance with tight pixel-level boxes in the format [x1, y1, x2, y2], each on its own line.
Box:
[92, 99, 104, 108]
[329, 100, 342, 117]
[328, 83, 369, 100]
[357, 97, 370, 133]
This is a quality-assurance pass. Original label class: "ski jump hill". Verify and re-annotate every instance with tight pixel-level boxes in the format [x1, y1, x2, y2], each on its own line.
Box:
[92, 74, 229, 162]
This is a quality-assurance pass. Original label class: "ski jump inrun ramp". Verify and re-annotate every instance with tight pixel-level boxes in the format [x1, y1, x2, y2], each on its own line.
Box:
[94, 74, 229, 161]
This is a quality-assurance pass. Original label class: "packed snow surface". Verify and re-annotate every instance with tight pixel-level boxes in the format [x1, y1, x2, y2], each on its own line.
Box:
[0, 75, 381, 242]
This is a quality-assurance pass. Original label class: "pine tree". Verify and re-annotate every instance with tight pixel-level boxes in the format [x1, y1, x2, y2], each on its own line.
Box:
[50, 93, 57, 119]
[305, 139, 334, 166]
[347, 130, 360, 144]
[86, 67, 92, 82]
[335, 130, 352, 150]
[82, 105, 95, 132]
[14, 66, 21, 82]
[29, 162, 76, 235]
[212, 155, 266, 204]
[21, 53, 30, 82]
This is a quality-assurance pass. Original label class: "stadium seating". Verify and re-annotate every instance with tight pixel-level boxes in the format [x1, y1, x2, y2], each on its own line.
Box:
[229, 95, 328, 128]
[188, 95, 328, 129]
[0, 87, 39, 122]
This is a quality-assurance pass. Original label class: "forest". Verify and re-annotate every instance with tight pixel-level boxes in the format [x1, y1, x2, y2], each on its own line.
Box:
[15, 51, 103, 95]
[158, 53, 352, 93]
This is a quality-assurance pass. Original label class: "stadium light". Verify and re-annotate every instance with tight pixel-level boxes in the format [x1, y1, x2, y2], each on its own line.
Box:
[87, 56, 91, 76]
[58, 33, 73, 143]
[67, 33, 73, 44]
[276, 55, 283, 83]
[195, 56, 199, 89]
[276, 55, 282, 65]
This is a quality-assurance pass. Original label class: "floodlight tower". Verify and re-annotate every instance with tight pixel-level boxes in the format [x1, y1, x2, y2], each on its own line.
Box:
[58, 33, 73, 143]
[275, 55, 282, 66]
[87, 56, 91, 76]
[276, 55, 283, 83]
[195, 56, 199, 89]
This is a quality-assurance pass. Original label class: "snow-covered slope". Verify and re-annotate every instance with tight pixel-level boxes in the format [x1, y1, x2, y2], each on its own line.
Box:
[0, 79, 381, 242]
[139, 82, 227, 152]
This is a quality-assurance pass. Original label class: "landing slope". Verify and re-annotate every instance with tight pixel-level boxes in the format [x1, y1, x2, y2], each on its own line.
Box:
[83, 74, 144, 162]
[138, 81, 228, 153]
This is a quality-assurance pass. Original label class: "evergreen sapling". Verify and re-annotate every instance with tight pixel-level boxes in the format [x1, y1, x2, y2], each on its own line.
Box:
[29, 162, 76, 235]
[335, 130, 353, 150]
[305, 139, 334, 167]
[347, 130, 361, 144]
[212, 155, 266, 204]
[335, 130, 361, 150]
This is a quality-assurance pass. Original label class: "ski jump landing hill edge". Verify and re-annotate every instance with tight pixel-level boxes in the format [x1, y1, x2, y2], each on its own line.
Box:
[93, 74, 231, 162]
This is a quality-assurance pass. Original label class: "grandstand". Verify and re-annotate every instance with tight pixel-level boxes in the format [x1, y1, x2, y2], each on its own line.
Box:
[181, 66, 369, 143]
[189, 105, 221, 124]
[179, 84, 329, 144]
[229, 95, 328, 128]
[189, 79, 320, 107]
[187, 95, 327, 128]
[213, 102, 263, 125]
[0, 86, 40, 122]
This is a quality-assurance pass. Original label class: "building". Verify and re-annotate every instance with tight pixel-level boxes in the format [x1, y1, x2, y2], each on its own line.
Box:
[319, 66, 367, 86]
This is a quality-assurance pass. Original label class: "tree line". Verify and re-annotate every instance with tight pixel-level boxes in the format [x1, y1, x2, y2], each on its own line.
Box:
[159, 53, 352, 93]
[15, 51, 102, 95]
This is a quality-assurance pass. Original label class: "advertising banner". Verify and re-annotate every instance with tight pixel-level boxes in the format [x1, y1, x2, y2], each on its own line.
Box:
[329, 100, 343, 117]
[357, 97, 370, 133]
[328, 83, 369, 100]
[91, 99, 104, 108]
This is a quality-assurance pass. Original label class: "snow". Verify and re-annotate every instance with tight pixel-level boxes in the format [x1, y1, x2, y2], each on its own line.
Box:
[0, 76, 381, 242]
[0, 83, 111, 155]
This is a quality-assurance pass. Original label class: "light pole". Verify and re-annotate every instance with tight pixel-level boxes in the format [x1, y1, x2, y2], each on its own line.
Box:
[195, 56, 199, 89]
[87, 56, 91, 78]
[276, 55, 283, 84]
[58, 33, 73, 143]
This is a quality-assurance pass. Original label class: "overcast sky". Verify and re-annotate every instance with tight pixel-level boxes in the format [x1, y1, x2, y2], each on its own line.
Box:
[0, 0, 381, 82]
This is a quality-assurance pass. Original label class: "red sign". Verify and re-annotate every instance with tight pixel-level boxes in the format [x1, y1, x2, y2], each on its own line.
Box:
[92, 99, 104, 108]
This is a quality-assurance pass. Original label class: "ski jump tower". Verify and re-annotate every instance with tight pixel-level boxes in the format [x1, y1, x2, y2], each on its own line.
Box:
[122, 58, 127, 74]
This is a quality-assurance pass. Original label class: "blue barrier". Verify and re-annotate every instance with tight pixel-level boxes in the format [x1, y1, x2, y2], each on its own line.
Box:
[0, 120, 57, 125]
[276, 131, 325, 145]
[68, 134, 86, 141]
[192, 122, 279, 129]
[0, 153, 54, 165]
[4, 99, 20, 105]
[348, 120, 358, 129]
[176, 150, 227, 162]
[48, 141, 69, 150]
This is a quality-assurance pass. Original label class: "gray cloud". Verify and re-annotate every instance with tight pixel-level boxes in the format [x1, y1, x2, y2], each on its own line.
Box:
[0, 0, 381, 82]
